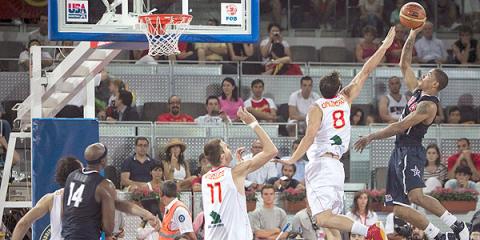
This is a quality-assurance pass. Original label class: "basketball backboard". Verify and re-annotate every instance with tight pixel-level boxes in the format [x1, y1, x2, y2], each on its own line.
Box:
[48, 0, 259, 43]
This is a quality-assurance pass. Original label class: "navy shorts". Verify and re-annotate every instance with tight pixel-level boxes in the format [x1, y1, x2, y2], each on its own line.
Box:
[385, 145, 426, 206]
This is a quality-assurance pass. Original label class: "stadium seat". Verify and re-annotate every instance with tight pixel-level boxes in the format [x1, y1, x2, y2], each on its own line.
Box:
[0, 41, 24, 71]
[182, 102, 207, 119]
[142, 102, 168, 122]
[290, 46, 317, 62]
[317, 46, 354, 63]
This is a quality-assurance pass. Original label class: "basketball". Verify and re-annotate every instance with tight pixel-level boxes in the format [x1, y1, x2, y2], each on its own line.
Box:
[399, 2, 427, 29]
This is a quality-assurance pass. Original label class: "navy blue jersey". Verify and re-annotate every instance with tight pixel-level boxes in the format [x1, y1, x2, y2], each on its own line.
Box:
[395, 89, 439, 146]
[62, 168, 104, 240]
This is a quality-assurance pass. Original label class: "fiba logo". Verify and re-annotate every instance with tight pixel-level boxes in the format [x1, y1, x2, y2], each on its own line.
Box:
[66, 0, 88, 22]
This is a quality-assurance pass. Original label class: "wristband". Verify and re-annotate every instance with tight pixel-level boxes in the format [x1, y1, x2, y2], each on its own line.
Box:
[248, 121, 259, 129]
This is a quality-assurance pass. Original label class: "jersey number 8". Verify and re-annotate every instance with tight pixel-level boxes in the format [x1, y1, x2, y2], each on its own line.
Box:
[332, 110, 346, 129]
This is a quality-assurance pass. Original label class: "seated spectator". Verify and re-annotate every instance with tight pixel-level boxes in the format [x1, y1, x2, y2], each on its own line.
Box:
[161, 138, 195, 188]
[452, 25, 480, 65]
[358, 0, 384, 35]
[108, 79, 126, 107]
[415, 21, 448, 64]
[346, 191, 378, 226]
[156, 95, 194, 122]
[279, 139, 307, 183]
[386, 25, 416, 64]
[445, 165, 476, 190]
[244, 79, 277, 122]
[351, 108, 366, 125]
[55, 41, 74, 61]
[228, 43, 255, 62]
[291, 198, 327, 239]
[288, 76, 320, 135]
[219, 77, 244, 121]
[29, 13, 57, 50]
[191, 153, 213, 192]
[356, 26, 381, 63]
[175, 42, 197, 61]
[390, 0, 404, 25]
[378, 76, 407, 123]
[267, 164, 305, 192]
[260, 23, 291, 65]
[351, 233, 366, 240]
[249, 185, 289, 239]
[424, 144, 448, 193]
[195, 19, 228, 63]
[437, 0, 460, 30]
[447, 106, 461, 124]
[411, 226, 427, 240]
[18, 39, 53, 71]
[365, 114, 377, 125]
[121, 137, 155, 189]
[244, 140, 278, 190]
[140, 162, 164, 218]
[107, 90, 139, 121]
[195, 96, 230, 124]
[447, 138, 480, 181]
[263, 41, 301, 75]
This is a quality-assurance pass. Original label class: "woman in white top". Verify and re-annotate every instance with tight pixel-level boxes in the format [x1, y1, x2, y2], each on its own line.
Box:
[346, 191, 379, 227]
[161, 139, 195, 189]
[12, 157, 83, 240]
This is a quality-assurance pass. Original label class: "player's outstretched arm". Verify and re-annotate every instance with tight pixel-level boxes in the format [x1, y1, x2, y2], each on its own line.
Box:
[354, 101, 436, 152]
[232, 107, 278, 179]
[115, 200, 160, 229]
[97, 180, 117, 237]
[341, 26, 396, 103]
[12, 193, 53, 240]
[400, 24, 424, 92]
[283, 105, 322, 165]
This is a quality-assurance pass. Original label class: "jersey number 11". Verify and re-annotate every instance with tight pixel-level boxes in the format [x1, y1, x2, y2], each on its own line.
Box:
[207, 182, 222, 203]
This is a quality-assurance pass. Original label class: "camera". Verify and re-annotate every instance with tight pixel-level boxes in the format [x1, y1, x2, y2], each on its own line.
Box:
[394, 216, 412, 237]
[272, 31, 280, 36]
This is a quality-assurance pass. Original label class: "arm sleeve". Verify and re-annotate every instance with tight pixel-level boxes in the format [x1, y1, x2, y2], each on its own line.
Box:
[244, 99, 252, 108]
[288, 92, 297, 107]
[174, 208, 194, 234]
[384, 213, 394, 234]
[260, 38, 269, 47]
[279, 208, 288, 230]
[291, 214, 301, 234]
[266, 98, 277, 110]
[249, 211, 261, 232]
[282, 40, 290, 48]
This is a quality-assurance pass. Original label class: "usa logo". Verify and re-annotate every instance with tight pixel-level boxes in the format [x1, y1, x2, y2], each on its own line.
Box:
[66, 0, 88, 23]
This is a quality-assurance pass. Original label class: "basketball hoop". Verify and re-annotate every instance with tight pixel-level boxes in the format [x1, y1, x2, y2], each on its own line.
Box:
[138, 14, 192, 56]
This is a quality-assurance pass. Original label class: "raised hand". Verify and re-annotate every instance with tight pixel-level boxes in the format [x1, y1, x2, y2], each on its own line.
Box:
[353, 135, 373, 153]
[237, 107, 257, 125]
[235, 146, 246, 163]
[381, 26, 396, 49]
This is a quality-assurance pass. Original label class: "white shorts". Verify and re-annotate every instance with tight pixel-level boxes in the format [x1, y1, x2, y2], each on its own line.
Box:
[305, 157, 345, 216]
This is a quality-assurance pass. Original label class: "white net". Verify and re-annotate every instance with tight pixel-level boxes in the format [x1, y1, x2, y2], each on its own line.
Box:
[139, 14, 192, 56]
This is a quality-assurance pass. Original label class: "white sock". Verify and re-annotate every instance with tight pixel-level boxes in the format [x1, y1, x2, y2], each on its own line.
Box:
[424, 223, 440, 239]
[440, 211, 457, 227]
[351, 221, 368, 237]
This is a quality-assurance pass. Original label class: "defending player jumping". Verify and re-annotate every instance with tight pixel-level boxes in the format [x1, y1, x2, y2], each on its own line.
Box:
[354, 24, 470, 240]
[202, 107, 278, 240]
[281, 27, 397, 240]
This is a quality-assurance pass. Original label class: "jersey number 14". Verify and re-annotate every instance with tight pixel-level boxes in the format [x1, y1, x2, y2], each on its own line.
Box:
[67, 182, 85, 207]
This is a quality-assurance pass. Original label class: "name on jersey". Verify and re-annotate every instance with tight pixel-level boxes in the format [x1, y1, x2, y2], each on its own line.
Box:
[321, 98, 345, 108]
[72, 173, 88, 183]
[205, 169, 225, 180]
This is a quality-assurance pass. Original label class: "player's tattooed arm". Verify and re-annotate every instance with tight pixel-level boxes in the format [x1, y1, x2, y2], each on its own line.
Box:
[354, 101, 436, 152]
[400, 23, 425, 92]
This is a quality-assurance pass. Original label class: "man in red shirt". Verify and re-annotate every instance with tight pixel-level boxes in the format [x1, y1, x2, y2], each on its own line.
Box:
[386, 24, 417, 64]
[447, 138, 480, 181]
[156, 95, 194, 122]
[244, 79, 277, 122]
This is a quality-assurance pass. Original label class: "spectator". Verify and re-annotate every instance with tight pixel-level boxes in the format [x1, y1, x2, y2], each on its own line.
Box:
[291, 199, 327, 239]
[358, 0, 384, 35]
[244, 139, 278, 190]
[244, 79, 277, 122]
[445, 165, 477, 190]
[107, 90, 139, 121]
[262, 41, 300, 75]
[161, 138, 194, 186]
[249, 185, 289, 239]
[191, 153, 212, 192]
[386, 24, 416, 64]
[390, 0, 404, 25]
[378, 76, 407, 123]
[351, 108, 366, 126]
[195, 19, 228, 63]
[288, 76, 320, 135]
[424, 144, 448, 193]
[365, 114, 377, 125]
[121, 137, 155, 188]
[447, 106, 461, 124]
[260, 23, 291, 64]
[278, 139, 307, 183]
[351, 233, 366, 240]
[452, 25, 480, 64]
[267, 164, 305, 192]
[29, 14, 57, 47]
[346, 191, 378, 226]
[55, 41, 74, 61]
[219, 77, 244, 121]
[227, 43, 255, 62]
[18, 39, 53, 71]
[108, 79, 126, 107]
[195, 96, 230, 124]
[156, 95, 194, 123]
[356, 26, 381, 63]
[414, 21, 448, 64]
[411, 226, 427, 240]
[311, 0, 336, 29]
[385, 213, 408, 240]
[140, 162, 164, 218]
[447, 138, 480, 181]
[175, 42, 197, 61]
[437, 0, 460, 30]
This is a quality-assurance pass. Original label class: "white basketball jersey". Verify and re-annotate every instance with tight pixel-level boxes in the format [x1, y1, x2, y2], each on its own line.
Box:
[202, 167, 253, 240]
[50, 189, 64, 240]
[306, 95, 351, 161]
